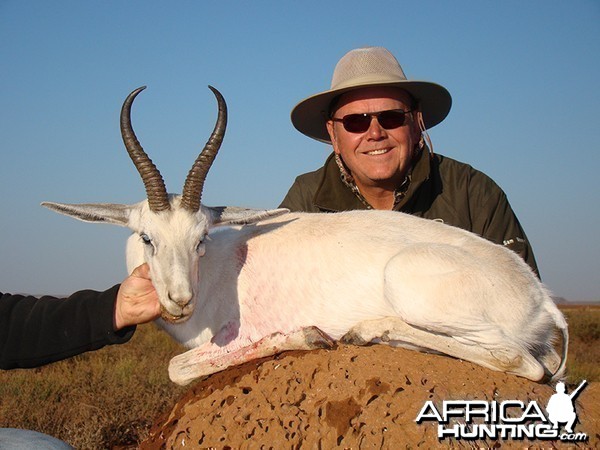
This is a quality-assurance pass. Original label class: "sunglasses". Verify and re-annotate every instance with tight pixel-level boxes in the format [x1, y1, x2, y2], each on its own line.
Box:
[330, 109, 413, 134]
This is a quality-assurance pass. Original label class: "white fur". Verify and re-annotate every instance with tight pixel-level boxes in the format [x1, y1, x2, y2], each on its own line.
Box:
[43, 195, 568, 386]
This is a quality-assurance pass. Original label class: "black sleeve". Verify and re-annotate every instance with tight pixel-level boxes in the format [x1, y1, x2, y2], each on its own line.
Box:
[0, 286, 136, 369]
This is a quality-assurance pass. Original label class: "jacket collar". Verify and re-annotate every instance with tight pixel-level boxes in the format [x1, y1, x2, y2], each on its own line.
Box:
[313, 153, 365, 211]
[312, 148, 432, 212]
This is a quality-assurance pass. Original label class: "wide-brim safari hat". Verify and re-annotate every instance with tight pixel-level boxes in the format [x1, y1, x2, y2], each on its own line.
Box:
[291, 46, 452, 143]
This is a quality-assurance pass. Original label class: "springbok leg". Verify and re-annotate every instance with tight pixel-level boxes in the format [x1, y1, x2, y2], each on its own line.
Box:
[169, 326, 334, 385]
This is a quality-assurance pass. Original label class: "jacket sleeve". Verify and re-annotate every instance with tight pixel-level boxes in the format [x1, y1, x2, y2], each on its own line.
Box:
[0, 286, 136, 369]
[469, 175, 540, 277]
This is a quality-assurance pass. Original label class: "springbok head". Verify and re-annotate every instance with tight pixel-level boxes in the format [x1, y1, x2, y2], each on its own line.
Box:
[42, 86, 287, 323]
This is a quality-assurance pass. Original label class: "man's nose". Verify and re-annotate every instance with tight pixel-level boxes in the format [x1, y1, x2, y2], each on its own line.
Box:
[367, 117, 386, 139]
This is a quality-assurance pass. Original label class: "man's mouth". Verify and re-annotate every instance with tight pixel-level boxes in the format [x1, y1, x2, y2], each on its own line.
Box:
[365, 148, 391, 156]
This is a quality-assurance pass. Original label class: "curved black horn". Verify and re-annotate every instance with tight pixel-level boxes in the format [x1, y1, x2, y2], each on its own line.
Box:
[180, 85, 227, 212]
[120, 86, 170, 212]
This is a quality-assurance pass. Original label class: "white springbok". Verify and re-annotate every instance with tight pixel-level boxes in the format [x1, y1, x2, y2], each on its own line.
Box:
[43, 86, 568, 386]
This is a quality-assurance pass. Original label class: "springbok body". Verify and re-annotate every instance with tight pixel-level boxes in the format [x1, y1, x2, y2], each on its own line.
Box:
[43, 87, 568, 386]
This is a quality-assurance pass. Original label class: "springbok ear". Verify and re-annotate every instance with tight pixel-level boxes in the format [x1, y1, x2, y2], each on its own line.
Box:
[205, 206, 289, 227]
[41, 202, 133, 226]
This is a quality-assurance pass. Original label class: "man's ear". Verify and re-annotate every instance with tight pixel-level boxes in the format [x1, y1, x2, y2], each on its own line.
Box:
[326, 120, 340, 153]
[413, 108, 434, 156]
[413, 110, 424, 141]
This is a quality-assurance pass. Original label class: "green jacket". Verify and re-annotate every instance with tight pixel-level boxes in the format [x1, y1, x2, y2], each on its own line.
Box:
[280, 150, 539, 276]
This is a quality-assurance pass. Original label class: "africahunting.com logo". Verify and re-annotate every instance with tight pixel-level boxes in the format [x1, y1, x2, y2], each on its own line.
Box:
[415, 380, 588, 443]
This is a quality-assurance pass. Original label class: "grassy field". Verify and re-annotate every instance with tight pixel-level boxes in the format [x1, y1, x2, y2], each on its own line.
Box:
[0, 304, 597, 449]
[559, 304, 600, 382]
[0, 323, 187, 449]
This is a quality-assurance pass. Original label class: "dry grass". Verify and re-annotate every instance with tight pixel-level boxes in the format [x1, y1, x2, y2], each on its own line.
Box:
[0, 305, 597, 449]
[559, 304, 600, 386]
[0, 323, 186, 449]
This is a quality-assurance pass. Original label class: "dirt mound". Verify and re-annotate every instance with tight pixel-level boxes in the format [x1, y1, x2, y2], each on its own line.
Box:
[141, 345, 599, 449]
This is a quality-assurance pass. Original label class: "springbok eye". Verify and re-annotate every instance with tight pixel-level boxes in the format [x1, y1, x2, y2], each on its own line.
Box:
[196, 236, 208, 255]
[140, 233, 152, 245]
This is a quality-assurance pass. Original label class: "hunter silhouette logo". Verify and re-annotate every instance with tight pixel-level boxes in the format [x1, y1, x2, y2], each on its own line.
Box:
[415, 379, 589, 442]
[546, 380, 586, 434]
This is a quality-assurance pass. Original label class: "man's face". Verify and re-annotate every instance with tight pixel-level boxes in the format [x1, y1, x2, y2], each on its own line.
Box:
[326, 87, 420, 193]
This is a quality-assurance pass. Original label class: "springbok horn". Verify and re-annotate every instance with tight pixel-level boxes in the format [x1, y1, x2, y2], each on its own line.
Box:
[120, 86, 171, 212]
[180, 86, 227, 212]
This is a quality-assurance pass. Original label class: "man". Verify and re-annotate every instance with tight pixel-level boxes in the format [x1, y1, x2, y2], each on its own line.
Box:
[0, 263, 161, 370]
[0, 263, 161, 449]
[281, 46, 538, 275]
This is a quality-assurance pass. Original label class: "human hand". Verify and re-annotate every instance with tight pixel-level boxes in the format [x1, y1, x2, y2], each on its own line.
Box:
[113, 263, 161, 330]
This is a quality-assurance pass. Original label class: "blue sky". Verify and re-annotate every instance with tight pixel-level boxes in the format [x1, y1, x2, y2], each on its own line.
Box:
[1, 1, 598, 301]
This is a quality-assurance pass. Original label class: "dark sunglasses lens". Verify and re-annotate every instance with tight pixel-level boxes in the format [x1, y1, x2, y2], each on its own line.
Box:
[341, 110, 407, 133]
[378, 110, 406, 129]
[342, 114, 372, 133]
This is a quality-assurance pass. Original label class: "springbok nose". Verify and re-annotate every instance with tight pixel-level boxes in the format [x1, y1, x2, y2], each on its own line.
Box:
[168, 290, 193, 308]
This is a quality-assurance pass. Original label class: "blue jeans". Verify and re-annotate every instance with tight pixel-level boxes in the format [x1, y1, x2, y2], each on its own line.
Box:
[0, 428, 73, 449]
